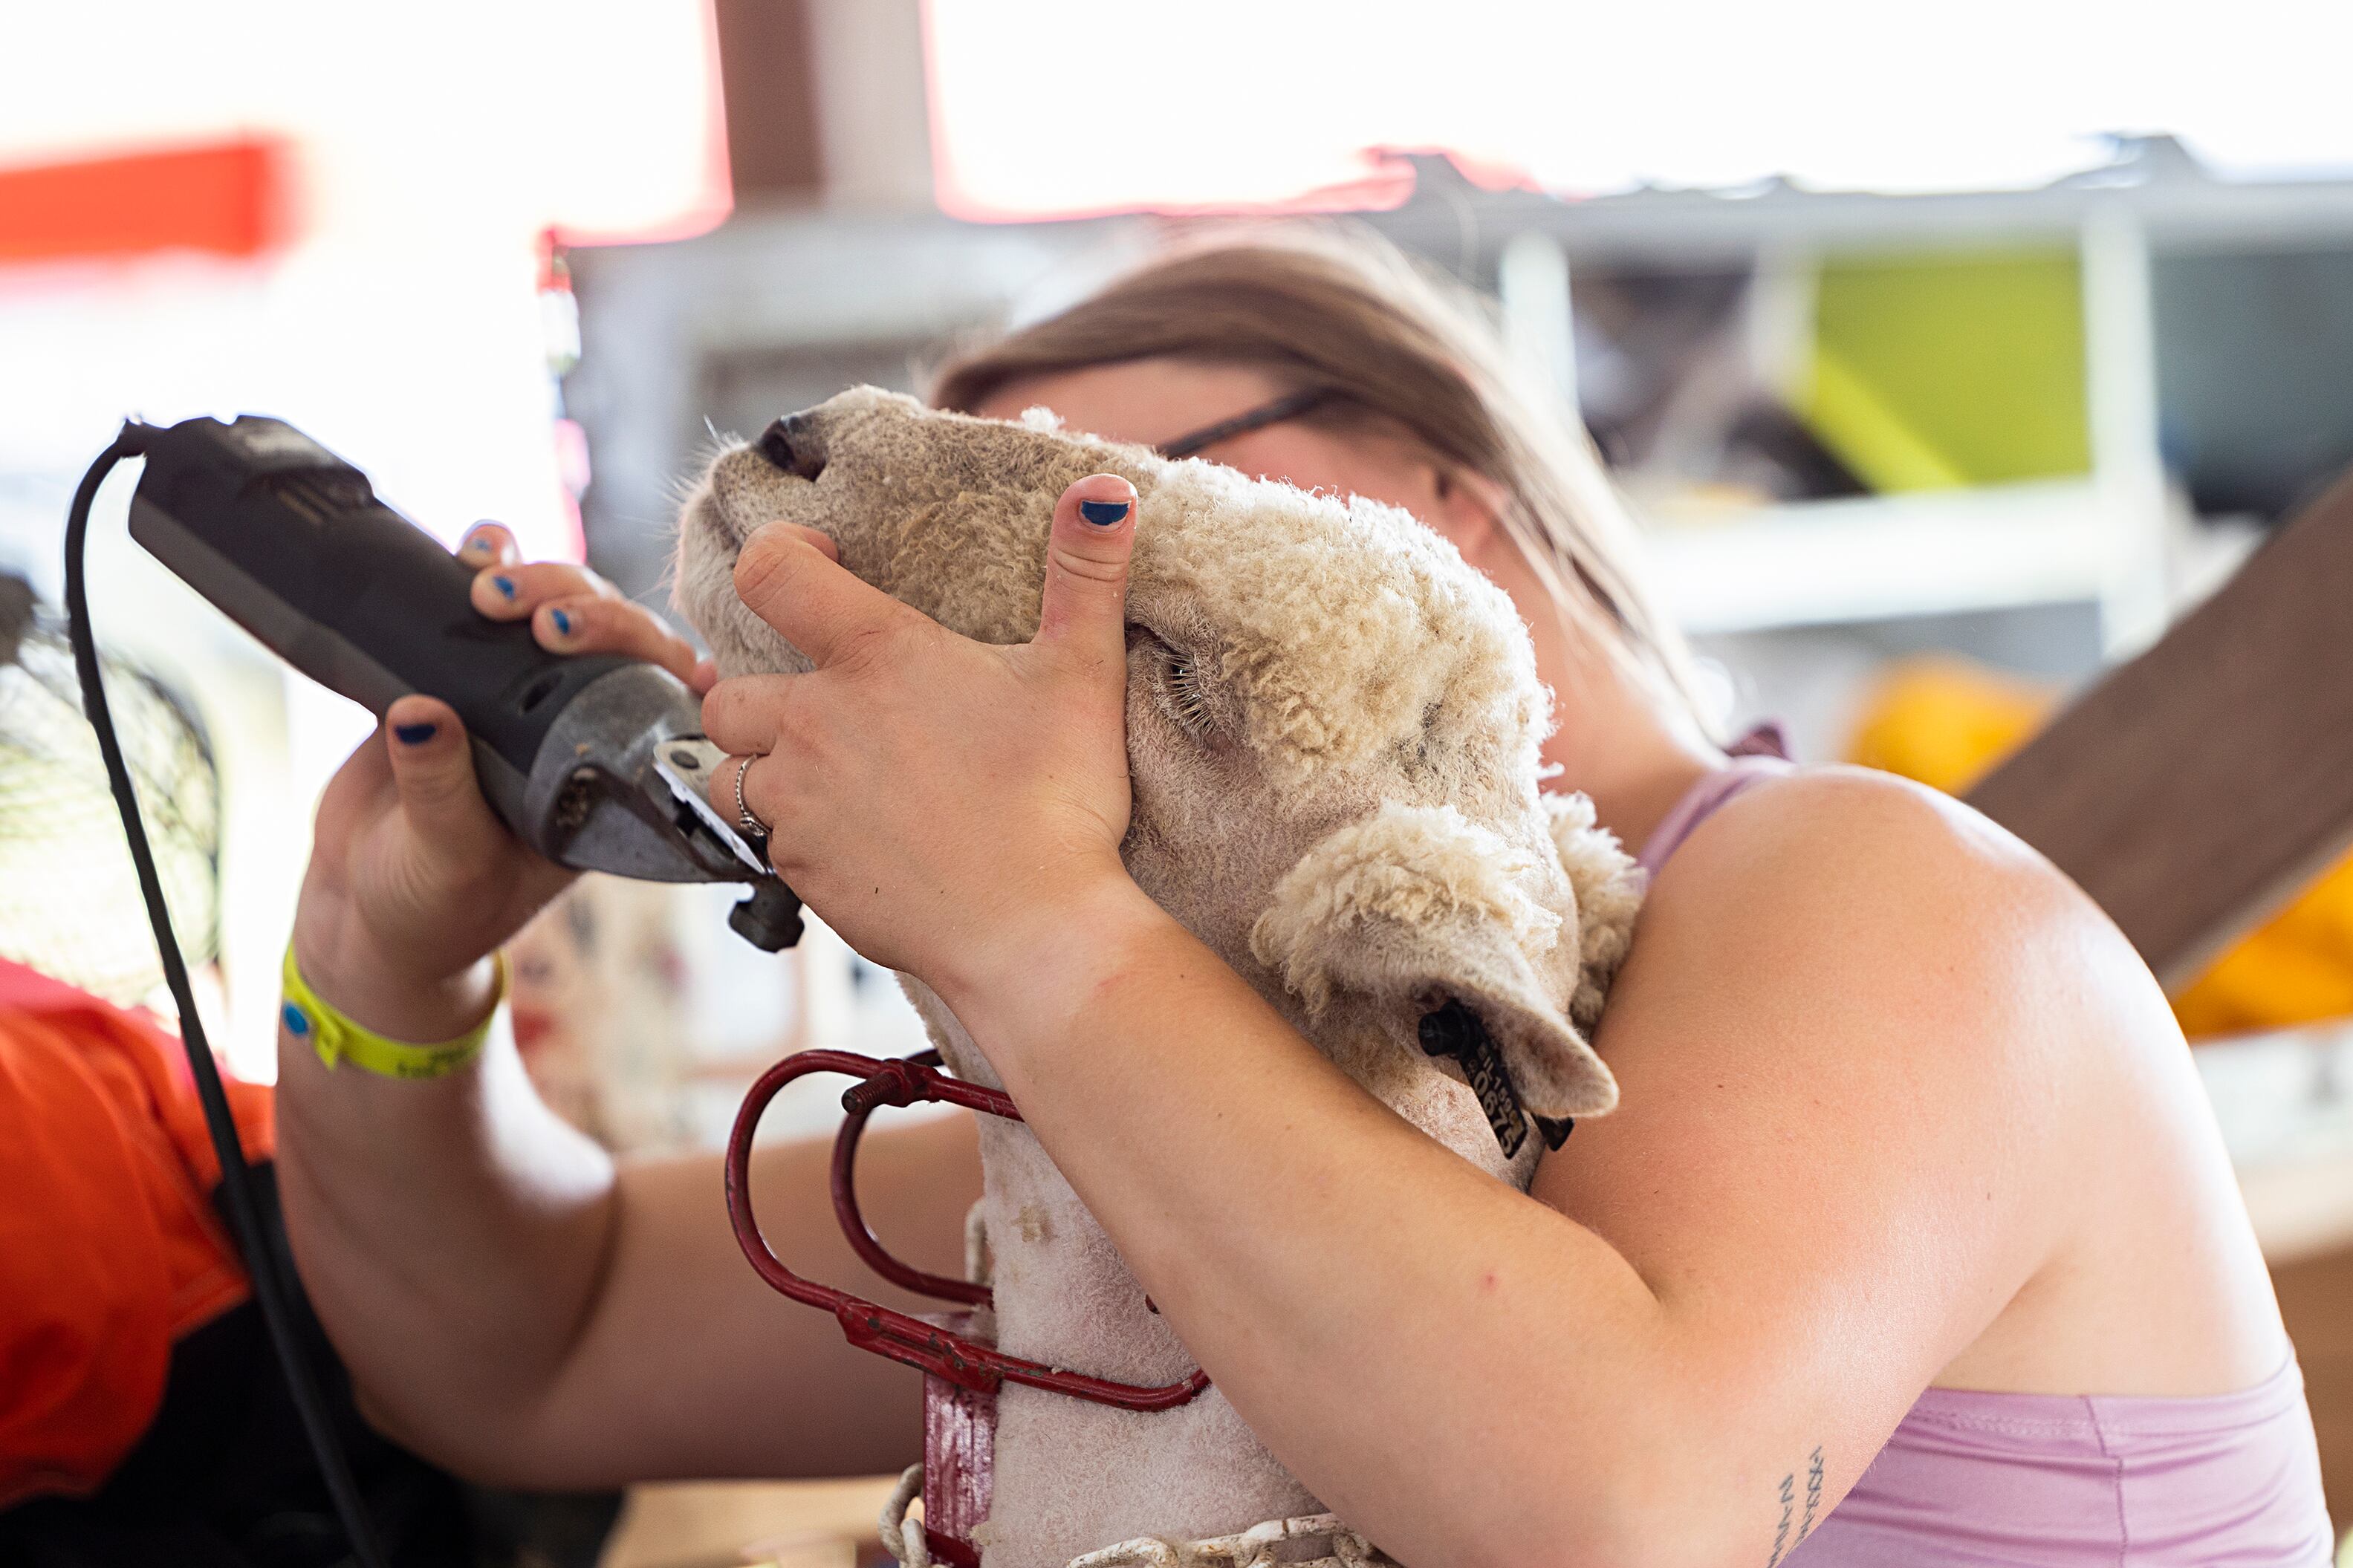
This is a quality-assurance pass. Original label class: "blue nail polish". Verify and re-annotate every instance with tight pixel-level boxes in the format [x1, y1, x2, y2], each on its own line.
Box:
[550, 608, 573, 637]
[493, 574, 516, 599]
[282, 1002, 310, 1036]
[395, 721, 438, 744]
[1079, 498, 1131, 527]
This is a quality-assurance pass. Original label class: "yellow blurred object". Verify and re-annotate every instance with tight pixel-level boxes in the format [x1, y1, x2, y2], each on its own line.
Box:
[1846, 657, 2054, 796]
[2171, 858, 2353, 1038]
[1799, 250, 2094, 494]
[1848, 656, 2353, 1038]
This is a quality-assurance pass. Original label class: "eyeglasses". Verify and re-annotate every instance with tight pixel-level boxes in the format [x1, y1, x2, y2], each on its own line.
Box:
[1155, 387, 1333, 460]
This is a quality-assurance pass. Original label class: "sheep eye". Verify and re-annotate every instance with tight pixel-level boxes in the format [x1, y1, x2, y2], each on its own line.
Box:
[1154, 642, 1216, 738]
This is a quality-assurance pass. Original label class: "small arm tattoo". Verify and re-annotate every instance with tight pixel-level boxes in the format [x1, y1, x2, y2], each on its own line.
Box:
[1765, 1447, 1825, 1565]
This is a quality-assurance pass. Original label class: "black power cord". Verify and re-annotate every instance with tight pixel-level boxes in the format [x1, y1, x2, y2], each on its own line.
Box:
[63, 423, 392, 1568]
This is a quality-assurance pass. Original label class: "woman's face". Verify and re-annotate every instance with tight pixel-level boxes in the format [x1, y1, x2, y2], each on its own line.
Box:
[970, 357, 1583, 715]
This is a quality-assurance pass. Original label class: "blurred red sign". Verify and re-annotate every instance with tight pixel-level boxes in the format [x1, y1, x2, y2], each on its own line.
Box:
[0, 138, 291, 266]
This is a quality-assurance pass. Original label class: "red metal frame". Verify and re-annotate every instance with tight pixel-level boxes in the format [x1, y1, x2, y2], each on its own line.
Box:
[724, 1047, 1212, 1411]
[830, 1055, 990, 1307]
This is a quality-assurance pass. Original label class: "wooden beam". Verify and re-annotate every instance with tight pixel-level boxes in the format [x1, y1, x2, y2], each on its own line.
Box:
[711, 0, 825, 205]
[1967, 470, 2353, 984]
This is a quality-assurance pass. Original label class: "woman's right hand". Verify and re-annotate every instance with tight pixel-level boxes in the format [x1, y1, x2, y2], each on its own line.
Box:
[290, 522, 715, 1043]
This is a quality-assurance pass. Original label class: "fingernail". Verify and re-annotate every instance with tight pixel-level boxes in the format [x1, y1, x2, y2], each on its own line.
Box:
[394, 721, 438, 744]
[463, 532, 492, 556]
[549, 608, 573, 637]
[493, 574, 517, 600]
[1079, 498, 1131, 527]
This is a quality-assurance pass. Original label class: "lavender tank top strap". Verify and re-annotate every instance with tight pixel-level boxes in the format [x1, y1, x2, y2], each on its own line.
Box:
[1638, 724, 1796, 878]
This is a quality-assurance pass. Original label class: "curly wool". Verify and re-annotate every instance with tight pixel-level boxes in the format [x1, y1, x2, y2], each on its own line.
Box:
[1545, 792, 1646, 1029]
[1250, 804, 1564, 1018]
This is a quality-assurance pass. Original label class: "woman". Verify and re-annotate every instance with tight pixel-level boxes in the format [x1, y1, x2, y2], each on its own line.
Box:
[279, 237, 2329, 1564]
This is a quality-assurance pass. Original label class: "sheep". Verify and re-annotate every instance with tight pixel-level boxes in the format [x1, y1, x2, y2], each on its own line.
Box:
[673, 386, 1643, 1568]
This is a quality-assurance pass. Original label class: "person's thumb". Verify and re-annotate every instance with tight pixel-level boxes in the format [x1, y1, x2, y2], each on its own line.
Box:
[1033, 474, 1138, 671]
[381, 695, 510, 871]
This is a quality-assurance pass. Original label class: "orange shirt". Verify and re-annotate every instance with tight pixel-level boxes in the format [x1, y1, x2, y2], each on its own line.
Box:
[0, 958, 273, 1509]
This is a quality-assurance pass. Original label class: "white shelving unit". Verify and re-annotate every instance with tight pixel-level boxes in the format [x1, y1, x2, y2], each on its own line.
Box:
[1500, 199, 2181, 650]
[1452, 146, 2353, 651]
[1637, 480, 2113, 635]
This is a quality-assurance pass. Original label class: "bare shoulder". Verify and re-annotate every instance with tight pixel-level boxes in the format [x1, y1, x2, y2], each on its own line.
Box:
[1631, 763, 2112, 1010]
[1665, 762, 2062, 900]
[1532, 764, 2264, 1402]
[1539, 764, 2158, 1301]
[1594, 764, 2102, 1071]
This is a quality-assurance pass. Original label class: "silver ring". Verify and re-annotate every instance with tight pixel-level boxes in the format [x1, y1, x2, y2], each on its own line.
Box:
[732, 753, 768, 840]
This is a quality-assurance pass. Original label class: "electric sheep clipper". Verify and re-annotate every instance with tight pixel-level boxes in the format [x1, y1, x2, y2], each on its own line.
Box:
[125, 414, 805, 951]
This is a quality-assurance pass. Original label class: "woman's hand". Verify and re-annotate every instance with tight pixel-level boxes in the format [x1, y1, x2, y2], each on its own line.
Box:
[702, 475, 1146, 1003]
[292, 524, 714, 1042]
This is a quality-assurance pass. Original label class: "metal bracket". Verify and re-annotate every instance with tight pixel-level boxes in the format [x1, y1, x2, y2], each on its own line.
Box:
[724, 1048, 1212, 1411]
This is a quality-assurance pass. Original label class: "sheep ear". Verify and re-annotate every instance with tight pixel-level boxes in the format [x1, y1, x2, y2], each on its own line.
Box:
[1248, 804, 1620, 1145]
[1406, 920, 1618, 1127]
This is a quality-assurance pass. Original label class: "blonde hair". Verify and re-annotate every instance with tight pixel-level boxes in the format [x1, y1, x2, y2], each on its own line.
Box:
[929, 232, 1708, 729]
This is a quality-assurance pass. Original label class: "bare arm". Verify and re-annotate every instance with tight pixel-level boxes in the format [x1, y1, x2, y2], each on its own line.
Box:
[935, 772, 2100, 1568]
[532, 1109, 980, 1483]
[277, 1013, 979, 1487]
[275, 524, 979, 1487]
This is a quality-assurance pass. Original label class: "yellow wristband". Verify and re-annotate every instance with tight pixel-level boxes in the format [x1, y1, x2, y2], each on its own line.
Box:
[280, 945, 506, 1080]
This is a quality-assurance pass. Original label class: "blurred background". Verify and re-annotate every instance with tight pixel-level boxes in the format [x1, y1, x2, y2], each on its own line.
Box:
[7, 1, 2353, 1557]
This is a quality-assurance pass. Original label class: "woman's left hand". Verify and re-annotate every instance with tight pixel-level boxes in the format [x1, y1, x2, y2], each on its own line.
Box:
[701, 474, 1144, 1000]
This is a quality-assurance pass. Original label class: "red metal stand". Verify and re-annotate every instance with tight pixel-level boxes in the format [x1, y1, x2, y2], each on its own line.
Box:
[725, 1049, 1213, 1564]
[726, 1048, 1211, 1408]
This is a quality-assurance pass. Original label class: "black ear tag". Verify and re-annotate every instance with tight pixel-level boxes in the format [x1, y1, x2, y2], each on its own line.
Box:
[1418, 998, 1532, 1158]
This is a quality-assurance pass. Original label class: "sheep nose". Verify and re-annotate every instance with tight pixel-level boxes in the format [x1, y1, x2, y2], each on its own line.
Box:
[756, 412, 827, 481]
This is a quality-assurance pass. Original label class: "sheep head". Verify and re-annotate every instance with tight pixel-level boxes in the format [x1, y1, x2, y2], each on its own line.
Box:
[674, 385, 1638, 1176]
